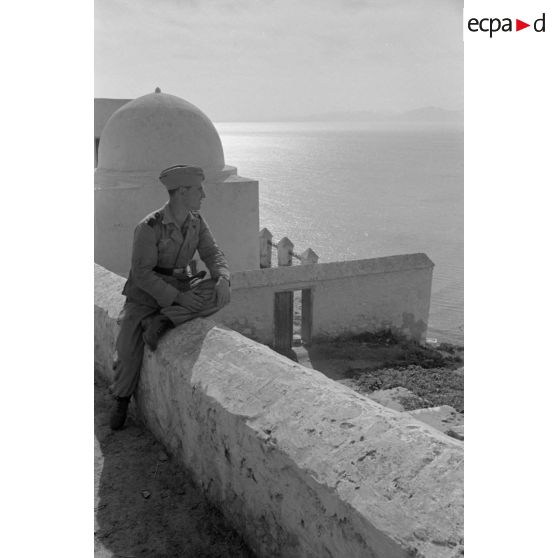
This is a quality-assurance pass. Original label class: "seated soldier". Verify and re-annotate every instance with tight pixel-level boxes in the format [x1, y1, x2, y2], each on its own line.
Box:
[110, 164, 231, 430]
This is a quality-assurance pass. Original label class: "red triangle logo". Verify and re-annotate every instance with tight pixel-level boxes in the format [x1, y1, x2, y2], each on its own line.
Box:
[516, 19, 530, 31]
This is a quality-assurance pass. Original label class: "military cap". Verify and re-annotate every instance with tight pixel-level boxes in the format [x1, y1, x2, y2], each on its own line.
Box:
[159, 165, 205, 190]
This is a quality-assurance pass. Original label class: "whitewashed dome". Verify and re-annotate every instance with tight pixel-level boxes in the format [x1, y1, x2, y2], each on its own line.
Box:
[97, 89, 234, 181]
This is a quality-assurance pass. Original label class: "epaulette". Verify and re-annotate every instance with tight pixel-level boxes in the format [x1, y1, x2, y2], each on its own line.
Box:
[145, 211, 163, 228]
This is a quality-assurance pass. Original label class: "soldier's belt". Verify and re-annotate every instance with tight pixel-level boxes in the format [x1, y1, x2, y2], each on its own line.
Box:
[153, 266, 187, 277]
[153, 266, 207, 281]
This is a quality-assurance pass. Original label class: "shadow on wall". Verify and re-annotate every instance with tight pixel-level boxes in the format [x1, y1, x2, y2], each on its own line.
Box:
[401, 312, 427, 340]
[94, 374, 255, 558]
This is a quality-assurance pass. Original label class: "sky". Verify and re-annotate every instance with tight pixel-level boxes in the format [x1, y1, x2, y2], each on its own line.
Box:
[95, 0, 463, 121]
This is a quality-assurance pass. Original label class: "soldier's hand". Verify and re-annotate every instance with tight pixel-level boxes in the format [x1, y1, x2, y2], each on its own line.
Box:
[214, 277, 231, 308]
[176, 290, 205, 312]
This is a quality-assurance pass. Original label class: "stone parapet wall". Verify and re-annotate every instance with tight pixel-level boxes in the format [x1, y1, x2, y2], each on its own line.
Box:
[95, 264, 462, 558]
[218, 253, 434, 344]
[94, 265, 126, 381]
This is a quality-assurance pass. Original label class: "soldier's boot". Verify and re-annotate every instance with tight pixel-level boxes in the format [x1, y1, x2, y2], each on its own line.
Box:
[110, 396, 131, 431]
[142, 315, 174, 351]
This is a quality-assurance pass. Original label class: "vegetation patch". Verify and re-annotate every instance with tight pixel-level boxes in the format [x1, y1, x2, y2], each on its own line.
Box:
[347, 365, 463, 413]
[324, 331, 464, 412]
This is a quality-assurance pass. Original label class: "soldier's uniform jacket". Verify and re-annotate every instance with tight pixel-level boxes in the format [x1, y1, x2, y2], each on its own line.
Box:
[122, 203, 230, 308]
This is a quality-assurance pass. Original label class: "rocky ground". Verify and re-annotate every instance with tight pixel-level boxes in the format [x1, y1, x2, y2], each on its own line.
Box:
[291, 330, 464, 439]
[317, 331, 462, 410]
[292, 292, 463, 414]
[94, 373, 255, 558]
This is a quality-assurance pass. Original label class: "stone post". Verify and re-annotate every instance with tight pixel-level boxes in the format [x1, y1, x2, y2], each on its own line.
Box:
[259, 228, 273, 269]
[300, 248, 319, 265]
[277, 237, 294, 267]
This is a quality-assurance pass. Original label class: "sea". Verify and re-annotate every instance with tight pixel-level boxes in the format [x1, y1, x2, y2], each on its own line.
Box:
[215, 121, 464, 346]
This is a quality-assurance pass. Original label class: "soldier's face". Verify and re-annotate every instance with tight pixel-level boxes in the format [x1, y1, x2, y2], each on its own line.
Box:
[179, 184, 206, 210]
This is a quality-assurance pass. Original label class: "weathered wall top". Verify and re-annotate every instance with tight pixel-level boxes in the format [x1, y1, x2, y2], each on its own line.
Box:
[230, 253, 434, 290]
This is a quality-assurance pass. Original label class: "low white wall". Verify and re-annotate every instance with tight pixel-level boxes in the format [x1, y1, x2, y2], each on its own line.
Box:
[95, 264, 462, 558]
[217, 254, 433, 344]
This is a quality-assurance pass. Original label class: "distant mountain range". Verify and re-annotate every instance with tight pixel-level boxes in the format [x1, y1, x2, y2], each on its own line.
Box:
[291, 106, 464, 123]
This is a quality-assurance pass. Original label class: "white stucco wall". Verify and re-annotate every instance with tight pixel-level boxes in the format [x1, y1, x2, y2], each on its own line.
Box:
[189, 175, 259, 274]
[216, 254, 434, 344]
[94, 98, 131, 139]
[95, 264, 463, 558]
[94, 174, 259, 277]
[94, 92, 260, 275]
[95, 92, 259, 276]
[94, 98, 132, 167]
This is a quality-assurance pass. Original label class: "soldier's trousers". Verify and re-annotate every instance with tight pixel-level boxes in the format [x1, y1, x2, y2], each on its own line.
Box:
[111, 279, 221, 398]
